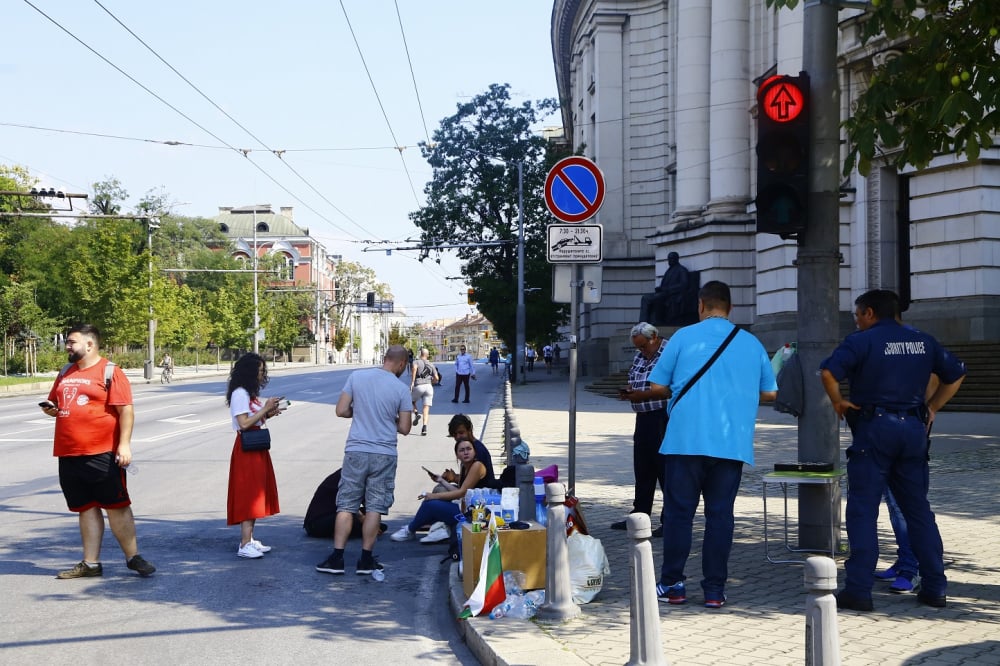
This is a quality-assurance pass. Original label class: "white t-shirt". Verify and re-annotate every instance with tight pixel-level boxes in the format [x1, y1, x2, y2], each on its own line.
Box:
[230, 387, 264, 432]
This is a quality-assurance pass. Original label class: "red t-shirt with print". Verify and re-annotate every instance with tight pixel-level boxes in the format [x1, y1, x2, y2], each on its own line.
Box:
[48, 359, 133, 457]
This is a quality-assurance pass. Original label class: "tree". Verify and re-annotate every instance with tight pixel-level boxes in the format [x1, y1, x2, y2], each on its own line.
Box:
[410, 83, 569, 349]
[768, 0, 1000, 174]
[330, 259, 389, 346]
[89, 177, 128, 215]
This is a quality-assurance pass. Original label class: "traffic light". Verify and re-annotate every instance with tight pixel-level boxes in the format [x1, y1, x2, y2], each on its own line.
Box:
[366, 291, 375, 308]
[467, 288, 476, 305]
[755, 72, 810, 237]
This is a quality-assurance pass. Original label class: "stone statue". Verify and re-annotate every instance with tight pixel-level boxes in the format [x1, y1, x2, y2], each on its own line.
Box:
[639, 252, 697, 326]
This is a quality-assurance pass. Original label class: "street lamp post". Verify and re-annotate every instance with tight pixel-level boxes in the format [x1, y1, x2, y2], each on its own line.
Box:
[252, 209, 260, 354]
[146, 218, 160, 382]
[515, 161, 526, 386]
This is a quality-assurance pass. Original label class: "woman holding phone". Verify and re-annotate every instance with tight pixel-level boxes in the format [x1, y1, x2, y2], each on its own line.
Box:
[389, 437, 490, 542]
[226, 353, 283, 559]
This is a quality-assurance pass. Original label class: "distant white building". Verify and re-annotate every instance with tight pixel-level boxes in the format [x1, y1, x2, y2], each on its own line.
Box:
[551, 1, 999, 374]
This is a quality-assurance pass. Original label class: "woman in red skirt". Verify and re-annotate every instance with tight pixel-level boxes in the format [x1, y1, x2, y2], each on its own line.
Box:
[226, 353, 283, 559]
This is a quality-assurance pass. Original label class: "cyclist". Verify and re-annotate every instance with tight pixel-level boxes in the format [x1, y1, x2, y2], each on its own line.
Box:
[160, 353, 174, 383]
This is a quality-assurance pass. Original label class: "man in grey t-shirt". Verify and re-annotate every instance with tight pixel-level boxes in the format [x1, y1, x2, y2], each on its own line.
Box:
[316, 346, 412, 576]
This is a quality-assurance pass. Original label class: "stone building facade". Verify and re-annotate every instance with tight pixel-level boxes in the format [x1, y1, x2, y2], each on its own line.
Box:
[551, 0, 999, 374]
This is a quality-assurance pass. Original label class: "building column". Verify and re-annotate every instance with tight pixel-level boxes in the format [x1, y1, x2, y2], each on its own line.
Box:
[672, 0, 711, 222]
[707, 0, 751, 214]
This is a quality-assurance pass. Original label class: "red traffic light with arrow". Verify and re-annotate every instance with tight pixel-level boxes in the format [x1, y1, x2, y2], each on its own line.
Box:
[755, 73, 810, 237]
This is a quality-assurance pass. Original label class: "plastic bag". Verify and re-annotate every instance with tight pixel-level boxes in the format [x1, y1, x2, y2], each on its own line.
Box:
[567, 532, 610, 604]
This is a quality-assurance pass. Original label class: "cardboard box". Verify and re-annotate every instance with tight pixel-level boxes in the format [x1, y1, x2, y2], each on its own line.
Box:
[461, 522, 546, 597]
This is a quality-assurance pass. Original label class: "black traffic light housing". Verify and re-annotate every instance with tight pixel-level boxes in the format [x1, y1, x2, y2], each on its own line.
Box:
[755, 72, 810, 238]
[366, 291, 375, 308]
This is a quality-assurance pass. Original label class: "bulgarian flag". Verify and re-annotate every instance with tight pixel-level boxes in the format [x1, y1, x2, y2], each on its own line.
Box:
[459, 514, 506, 619]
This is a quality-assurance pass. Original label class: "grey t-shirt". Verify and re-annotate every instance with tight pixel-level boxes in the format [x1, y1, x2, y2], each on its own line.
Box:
[341, 368, 412, 456]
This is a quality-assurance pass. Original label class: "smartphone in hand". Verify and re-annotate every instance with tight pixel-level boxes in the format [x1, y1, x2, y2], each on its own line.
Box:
[39, 401, 56, 409]
[422, 466, 437, 480]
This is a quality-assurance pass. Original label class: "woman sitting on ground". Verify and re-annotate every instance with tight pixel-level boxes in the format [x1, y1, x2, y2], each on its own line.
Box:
[389, 438, 491, 542]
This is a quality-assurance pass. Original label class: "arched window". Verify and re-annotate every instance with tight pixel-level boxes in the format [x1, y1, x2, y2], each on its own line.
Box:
[256, 222, 269, 233]
[280, 253, 295, 281]
[219, 223, 229, 233]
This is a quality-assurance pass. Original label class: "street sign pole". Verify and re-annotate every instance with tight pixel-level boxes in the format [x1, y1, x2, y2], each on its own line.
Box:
[543, 155, 606, 500]
[568, 263, 579, 497]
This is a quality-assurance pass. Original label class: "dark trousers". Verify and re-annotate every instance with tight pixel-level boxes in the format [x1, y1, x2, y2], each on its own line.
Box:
[453, 374, 471, 401]
[844, 410, 945, 598]
[632, 410, 667, 517]
[660, 454, 743, 598]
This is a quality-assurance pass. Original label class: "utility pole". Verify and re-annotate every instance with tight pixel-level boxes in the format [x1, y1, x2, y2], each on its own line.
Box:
[797, 0, 842, 548]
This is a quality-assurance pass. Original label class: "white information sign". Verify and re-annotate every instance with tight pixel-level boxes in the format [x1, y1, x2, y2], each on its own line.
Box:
[546, 224, 603, 263]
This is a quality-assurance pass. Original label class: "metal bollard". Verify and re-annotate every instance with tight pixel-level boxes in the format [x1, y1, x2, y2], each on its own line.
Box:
[516, 463, 536, 523]
[535, 482, 581, 621]
[804, 556, 840, 666]
[626, 514, 667, 666]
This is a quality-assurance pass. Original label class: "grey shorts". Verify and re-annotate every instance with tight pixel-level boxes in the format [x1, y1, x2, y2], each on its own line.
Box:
[411, 383, 434, 407]
[337, 451, 397, 515]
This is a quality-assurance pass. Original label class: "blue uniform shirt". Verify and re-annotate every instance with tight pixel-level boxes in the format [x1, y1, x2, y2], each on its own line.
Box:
[820, 319, 965, 409]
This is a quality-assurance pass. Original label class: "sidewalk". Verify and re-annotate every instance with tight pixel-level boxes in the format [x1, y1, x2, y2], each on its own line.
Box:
[455, 370, 1000, 666]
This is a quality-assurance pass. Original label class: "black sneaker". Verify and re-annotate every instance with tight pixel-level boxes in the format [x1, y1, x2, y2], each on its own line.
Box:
[56, 561, 103, 579]
[356, 555, 384, 575]
[421, 425, 427, 436]
[835, 590, 874, 612]
[916, 591, 947, 608]
[413, 413, 421, 426]
[126, 554, 156, 577]
[316, 553, 345, 575]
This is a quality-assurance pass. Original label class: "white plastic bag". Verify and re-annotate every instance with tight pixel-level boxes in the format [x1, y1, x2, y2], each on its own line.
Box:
[567, 531, 610, 604]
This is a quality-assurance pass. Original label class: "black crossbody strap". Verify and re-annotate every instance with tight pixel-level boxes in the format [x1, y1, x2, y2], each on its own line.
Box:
[668, 324, 740, 414]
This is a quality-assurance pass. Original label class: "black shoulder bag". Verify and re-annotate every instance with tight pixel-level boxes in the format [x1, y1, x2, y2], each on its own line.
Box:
[668, 324, 740, 414]
[241, 427, 271, 452]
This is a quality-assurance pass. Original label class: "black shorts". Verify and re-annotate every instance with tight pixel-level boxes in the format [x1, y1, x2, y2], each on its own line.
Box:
[58, 452, 131, 512]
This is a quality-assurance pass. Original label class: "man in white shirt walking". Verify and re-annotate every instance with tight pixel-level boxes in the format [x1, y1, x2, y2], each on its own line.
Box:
[451, 345, 476, 404]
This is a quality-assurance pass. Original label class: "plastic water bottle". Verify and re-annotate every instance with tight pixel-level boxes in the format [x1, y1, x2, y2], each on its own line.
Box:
[533, 477, 547, 526]
[781, 343, 795, 362]
[500, 487, 519, 522]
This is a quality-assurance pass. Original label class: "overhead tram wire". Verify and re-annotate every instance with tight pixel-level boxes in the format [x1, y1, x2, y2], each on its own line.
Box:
[22, 0, 365, 241]
[0, 122, 230, 150]
[393, 0, 433, 146]
[89, 0, 372, 241]
[338, 0, 423, 208]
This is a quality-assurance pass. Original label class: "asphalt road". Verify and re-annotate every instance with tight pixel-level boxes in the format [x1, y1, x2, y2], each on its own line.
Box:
[0, 363, 502, 665]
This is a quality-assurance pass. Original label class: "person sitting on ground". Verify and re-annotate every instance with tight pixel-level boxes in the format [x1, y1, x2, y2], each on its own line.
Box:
[302, 468, 386, 539]
[390, 437, 491, 543]
[433, 414, 495, 490]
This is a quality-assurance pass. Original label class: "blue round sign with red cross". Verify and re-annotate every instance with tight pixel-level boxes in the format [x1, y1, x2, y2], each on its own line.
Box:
[544, 156, 606, 223]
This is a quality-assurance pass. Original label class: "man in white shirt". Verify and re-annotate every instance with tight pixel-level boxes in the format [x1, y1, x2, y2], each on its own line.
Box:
[451, 345, 476, 404]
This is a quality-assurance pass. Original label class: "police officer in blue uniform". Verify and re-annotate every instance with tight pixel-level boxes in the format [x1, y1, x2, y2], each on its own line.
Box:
[820, 289, 965, 611]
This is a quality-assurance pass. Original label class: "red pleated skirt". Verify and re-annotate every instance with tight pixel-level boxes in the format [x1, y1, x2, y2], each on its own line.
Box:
[227, 433, 280, 525]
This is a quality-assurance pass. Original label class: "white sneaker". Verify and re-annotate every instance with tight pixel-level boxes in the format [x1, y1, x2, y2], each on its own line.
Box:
[390, 526, 413, 542]
[250, 538, 271, 553]
[237, 542, 264, 559]
[420, 525, 451, 544]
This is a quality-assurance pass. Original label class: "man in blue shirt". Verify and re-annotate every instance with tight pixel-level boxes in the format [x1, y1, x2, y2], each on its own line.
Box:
[821, 289, 965, 611]
[451, 345, 476, 403]
[649, 281, 777, 608]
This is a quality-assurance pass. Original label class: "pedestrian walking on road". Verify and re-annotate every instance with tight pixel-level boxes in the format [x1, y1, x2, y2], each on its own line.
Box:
[317, 345, 412, 576]
[226, 353, 285, 559]
[820, 288, 966, 612]
[410, 348, 440, 436]
[613, 322, 668, 537]
[648, 281, 777, 608]
[41, 323, 156, 579]
[489, 347, 500, 376]
[451, 345, 476, 403]
[542, 344, 554, 374]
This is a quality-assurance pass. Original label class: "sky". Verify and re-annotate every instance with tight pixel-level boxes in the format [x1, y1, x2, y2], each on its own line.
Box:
[1, 0, 560, 323]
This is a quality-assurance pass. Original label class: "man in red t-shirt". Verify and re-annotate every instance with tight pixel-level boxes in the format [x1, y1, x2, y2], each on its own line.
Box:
[41, 323, 156, 579]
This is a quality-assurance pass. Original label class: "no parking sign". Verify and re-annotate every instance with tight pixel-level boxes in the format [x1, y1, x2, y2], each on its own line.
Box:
[544, 157, 605, 223]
